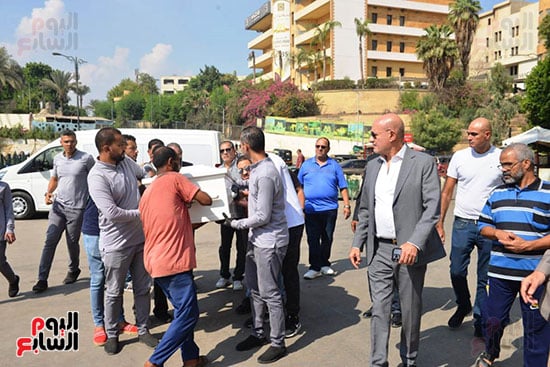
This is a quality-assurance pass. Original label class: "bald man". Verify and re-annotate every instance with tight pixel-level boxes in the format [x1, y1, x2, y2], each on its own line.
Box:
[350, 113, 445, 367]
[436, 118, 502, 337]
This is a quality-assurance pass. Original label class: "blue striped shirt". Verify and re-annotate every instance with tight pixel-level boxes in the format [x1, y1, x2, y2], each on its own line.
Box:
[479, 178, 550, 281]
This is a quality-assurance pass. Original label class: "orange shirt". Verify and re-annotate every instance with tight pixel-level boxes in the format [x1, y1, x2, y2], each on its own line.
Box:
[139, 172, 199, 278]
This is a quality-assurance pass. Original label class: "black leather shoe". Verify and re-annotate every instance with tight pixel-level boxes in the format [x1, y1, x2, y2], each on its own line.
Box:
[32, 280, 48, 293]
[362, 306, 373, 318]
[391, 313, 402, 328]
[8, 275, 19, 297]
[236, 335, 268, 351]
[257, 346, 287, 364]
[63, 269, 81, 284]
[448, 304, 472, 329]
[104, 337, 119, 355]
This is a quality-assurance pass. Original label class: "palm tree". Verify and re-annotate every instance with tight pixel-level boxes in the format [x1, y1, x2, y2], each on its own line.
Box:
[0, 47, 24, 91]
[40, 70, 73, 115]
[448, 0, 481, 79]
[71, 84, 90, 111]
[416, 24, 458, 92]
[248, 51, 256, 83]
[314, 20, 342, 81]
[354, 18, 371, 88]
[292, 47, 311, 89]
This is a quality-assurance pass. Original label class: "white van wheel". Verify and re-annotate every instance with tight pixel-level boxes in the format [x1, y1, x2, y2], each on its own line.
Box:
[12, 192, 36, 219]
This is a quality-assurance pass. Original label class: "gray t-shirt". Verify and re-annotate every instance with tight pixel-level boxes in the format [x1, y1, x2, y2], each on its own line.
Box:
[231, 157, 288, 248]
[0, 182, 14, 238]
[52, 149, 95, 209]
[88, 157, 146, 252]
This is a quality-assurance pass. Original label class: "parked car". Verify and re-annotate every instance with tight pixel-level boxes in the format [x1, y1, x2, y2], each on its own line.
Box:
[339, 159, 368, 176]
[332, 154, 357, 163]
[273, 148, 292, 166]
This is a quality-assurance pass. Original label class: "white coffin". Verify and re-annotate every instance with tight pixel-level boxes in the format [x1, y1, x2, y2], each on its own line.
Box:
[142, 165, 230, 223]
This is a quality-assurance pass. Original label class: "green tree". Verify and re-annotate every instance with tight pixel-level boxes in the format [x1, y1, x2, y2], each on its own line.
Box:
[354, 18, 371, 88]
[0, 47, 23, 91]
[137, 72, 159, 95]
[71, 84, 90, 110]
[20, 62, 56, 112]
[292, 47, 311, 88]
[188, 65, 236, 93]
[89, 99, 115, 119]
[416, 24, 458, 92]
[448, 0, 481, 79]
[539, 13, 550, 52]
[410, 110, 462, 152]
[107, 78, 138, 101]
[523, 56, 550, 128]
[40, 70, 73, 115]
[314, 20, 342, 81]
[115, 92, 146, 124]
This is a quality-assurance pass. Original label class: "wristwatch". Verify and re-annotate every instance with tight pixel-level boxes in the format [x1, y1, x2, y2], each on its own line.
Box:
[344, 205, 351, 209]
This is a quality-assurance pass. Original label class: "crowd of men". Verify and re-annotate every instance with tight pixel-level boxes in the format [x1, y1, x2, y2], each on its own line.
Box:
[1, 115, 550, 366]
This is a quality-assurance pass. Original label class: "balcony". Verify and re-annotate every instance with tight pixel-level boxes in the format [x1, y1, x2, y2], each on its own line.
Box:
[248, 28, 274, 50]
[249, 50, 273, 69]
[295, 0, 330, 22]
[367, 0, 449, 14]
[245, 1, 272, 31]
[368, 24, 425, 38]
[367, 50, 421, 63]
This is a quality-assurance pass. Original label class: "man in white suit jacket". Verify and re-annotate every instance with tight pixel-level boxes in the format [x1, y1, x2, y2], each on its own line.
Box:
[521, 249, 550, 321]
[349, 113, 446, 367]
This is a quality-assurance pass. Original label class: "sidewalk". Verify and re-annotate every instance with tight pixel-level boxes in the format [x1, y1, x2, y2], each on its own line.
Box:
[1, 203, 525, 367]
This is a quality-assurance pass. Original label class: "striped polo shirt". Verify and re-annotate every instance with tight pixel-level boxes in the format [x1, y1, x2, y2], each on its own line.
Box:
[478, 178, 550, 281]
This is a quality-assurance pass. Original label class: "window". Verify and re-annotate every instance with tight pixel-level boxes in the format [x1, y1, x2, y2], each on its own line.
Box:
[178, 79, 188, 85]
[486, 37, 489, 47]
[163, 79, 174, 85]
[372, 12, 378, 23]
[485, 56, 489, 63]
[488, 18, 491, 25]
[511, 48, 515, 56]
[499, 31, 502, 41]
[386, 67, 392, 77]
[399, 42, 405, 53]
[387, 14, 392, 25]
[510, 65, 518, 75]
[399, 68, 405, 77]
[516, 26, 520, 36]
[494, 32, 498, 42]
[515, 46, 519, 55]
[371, 39, 378, 50]
[371, 66, 378, 77]
[498, 50, 502, 59]
[399, 16, 405, 26]
[494, 51, 498, 60]
[386, 41, 392, 52]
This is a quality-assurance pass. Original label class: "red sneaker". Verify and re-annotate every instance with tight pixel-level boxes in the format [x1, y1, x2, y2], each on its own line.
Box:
[93, 326, 107, 346]
[119, 321, 138, 335]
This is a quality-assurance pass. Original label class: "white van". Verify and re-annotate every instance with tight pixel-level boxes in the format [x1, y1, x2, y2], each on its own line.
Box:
[0, 128, 222, 219]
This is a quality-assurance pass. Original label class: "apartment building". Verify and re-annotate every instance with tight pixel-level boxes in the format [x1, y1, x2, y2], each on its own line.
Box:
[160, 76, 193, 94]
[470, 0, 539, 91]
[245, 0, 452, 89]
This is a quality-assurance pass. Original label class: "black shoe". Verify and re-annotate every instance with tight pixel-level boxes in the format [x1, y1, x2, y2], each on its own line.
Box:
[236, 335, 268, 351]
[32, 280, 48, 293]
[362, 306, 373, 318]
[257, 346, 288, 364]
[139, 332, 159, 348]
[236, 297, 251, 315]
[153, 312, 173, 323]
[391, 313, 402, 328]
[448, 304, 472, 329]
[284, 315, 302, 338]
[8, 275, 19, 297]
[104, 337, 119, 355]
[63, 269, 81, 284]
[474, 324, 483, 338]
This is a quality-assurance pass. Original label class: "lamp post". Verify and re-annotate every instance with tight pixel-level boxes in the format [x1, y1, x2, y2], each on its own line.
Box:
[52, 52, 87, 131]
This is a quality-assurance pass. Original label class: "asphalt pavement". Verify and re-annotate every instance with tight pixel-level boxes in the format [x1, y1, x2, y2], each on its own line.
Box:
[0, 201, 528, 367]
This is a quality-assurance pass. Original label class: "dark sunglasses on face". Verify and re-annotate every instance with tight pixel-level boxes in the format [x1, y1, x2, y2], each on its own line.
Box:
[316, 145, 328, 150]
[238, 167, 250, 175]
[220, 148, 233, 154]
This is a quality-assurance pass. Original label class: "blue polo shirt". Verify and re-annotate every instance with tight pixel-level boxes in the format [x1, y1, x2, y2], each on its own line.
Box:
[478, 178, 550, 281]
[298, 157, 347, 213]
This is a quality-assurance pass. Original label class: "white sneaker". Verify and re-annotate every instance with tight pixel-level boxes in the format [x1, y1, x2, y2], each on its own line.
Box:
[216, 277, 231, 288]
[233, 280, 244, 291]
[321, 266, 337, 276]
[303, 269, 322, 280]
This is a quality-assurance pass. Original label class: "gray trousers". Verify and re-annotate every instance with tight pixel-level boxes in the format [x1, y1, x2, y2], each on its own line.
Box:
[368, 243, 427, 367]
[245, 242, 287, 348]
[38, 201, 84, 281]
[0, 240, 16, 283]
[101, 244, 151, 338]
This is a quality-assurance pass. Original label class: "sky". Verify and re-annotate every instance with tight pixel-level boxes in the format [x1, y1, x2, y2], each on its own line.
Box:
[0, 0, 532, 106]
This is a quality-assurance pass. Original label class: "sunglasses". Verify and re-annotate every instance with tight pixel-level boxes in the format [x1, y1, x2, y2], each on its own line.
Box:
[316, 145, 328, 149]
[238, 167, 250, 174]
[219, 148, 233, 154]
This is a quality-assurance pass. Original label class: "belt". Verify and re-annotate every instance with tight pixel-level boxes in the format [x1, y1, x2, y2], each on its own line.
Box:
[377, 237, 397, 245]
[455, 216, 479, 225]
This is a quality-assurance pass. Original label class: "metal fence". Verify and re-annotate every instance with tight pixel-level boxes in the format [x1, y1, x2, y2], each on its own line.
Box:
[0, 152, 30, 168]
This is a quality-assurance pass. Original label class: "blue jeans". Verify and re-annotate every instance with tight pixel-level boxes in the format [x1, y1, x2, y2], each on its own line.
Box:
[83, 234, 125, 327]
[450, 217, 491, 325]
[484, 277, 550, 366]
[149, 271, 199, 366]
[305, 209, 337, 271]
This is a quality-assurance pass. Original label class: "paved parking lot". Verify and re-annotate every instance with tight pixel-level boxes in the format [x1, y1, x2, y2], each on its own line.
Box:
[1, 203, 528, 367]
